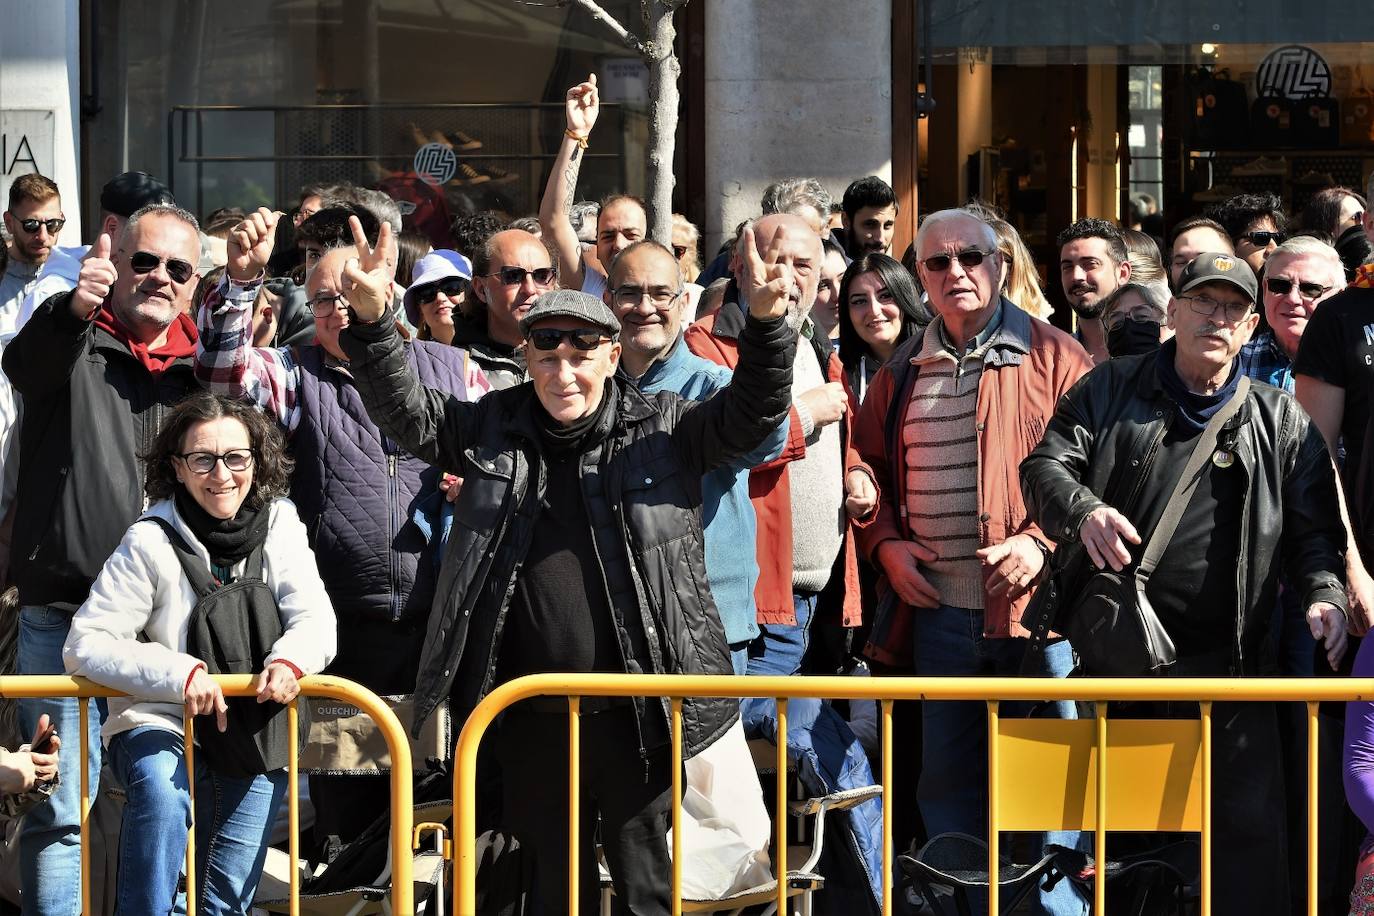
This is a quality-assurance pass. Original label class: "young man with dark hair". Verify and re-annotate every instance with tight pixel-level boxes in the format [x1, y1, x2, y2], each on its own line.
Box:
[1057, 217, 1131, 364]
[1168, 216, 1234, 291]
[841, 176, 899, 258]
[1205, 191, 1287, 275]
[2, 174, 68, 322]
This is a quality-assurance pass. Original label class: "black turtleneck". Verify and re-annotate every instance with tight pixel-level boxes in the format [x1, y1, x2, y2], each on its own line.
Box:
[497, 388, 624, 680]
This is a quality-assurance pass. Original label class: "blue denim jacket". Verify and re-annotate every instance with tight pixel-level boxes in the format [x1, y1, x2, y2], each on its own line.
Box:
[626, 334, 787, 645]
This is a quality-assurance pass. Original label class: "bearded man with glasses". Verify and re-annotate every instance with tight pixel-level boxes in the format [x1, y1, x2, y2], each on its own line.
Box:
[0, 201, 206, 915]
[853, 207, 1094, 916]
[194, 208, 489, 858]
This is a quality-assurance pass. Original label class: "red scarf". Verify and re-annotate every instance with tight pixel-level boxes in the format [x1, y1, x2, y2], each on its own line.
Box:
[93, 304, 198, 375]
[1352, 263, 1374, 290]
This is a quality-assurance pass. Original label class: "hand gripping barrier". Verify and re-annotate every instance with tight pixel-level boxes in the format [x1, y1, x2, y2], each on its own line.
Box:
[453, 673, 1374, 916]
[0, 674, 413, 916]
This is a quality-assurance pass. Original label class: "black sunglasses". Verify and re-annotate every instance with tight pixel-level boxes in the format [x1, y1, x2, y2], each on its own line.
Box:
[528, 327, 611, 351]
[921, 248, 993, 272]
[414, 277, 469, 304]
[10, 215, 65, 235]
[672, 245, 689, 260]
[1265, 277, 1332, 300]
[129, 250, 196, 284]
[486, 266, 558, 287]
[1243, 230, 1284, 247]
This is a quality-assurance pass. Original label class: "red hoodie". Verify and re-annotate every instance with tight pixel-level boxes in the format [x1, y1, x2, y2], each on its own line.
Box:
[93, 303, 198, 375]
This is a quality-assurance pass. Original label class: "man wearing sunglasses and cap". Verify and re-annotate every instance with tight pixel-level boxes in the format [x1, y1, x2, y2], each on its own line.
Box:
[1, 201, 204, 915]
[853, 207, 1094, 916]
[1023, 251, 1347, 916]
[338, 216, 797, 913]
[195, 208, 489, 856]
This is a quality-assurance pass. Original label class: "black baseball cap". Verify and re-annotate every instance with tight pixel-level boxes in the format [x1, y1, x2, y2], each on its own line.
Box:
[1177, 251, 1258, 302]
[99, 171, 175, 218]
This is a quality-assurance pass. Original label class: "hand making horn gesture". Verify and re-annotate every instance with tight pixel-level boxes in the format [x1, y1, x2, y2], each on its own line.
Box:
[342, 215, 396, 322]
[226, 207, 283, 283]
[739, 223, 798, 322]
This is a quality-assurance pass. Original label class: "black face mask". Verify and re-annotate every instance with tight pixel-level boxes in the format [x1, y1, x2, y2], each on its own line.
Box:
[1107, 317, 1162, 358]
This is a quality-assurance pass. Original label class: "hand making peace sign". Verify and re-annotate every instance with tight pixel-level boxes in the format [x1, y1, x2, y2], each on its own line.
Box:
[341, 215, 397, 322]
[738, 223, 798, 322]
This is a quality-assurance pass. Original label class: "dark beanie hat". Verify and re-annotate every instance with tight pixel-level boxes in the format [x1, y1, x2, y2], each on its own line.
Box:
[99, 171, 175, 218]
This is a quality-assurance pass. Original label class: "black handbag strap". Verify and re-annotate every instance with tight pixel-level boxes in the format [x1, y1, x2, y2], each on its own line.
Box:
[1137, 376, 1249, 580]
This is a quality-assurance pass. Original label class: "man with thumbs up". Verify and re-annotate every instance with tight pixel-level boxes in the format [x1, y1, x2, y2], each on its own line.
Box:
[0, 202, 204, 916]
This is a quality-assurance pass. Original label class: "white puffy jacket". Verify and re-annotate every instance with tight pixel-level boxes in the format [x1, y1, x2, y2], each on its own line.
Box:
[63, 497, 337, 744]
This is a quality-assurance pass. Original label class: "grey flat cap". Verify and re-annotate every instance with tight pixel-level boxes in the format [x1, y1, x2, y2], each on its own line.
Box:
[518, 288, 621, 337]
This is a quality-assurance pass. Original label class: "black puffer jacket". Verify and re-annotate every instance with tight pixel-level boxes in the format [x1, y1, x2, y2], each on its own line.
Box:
[1020, 351, 1346, 673]
[2, 292, 199, 611]
[340, 309, 795, 756]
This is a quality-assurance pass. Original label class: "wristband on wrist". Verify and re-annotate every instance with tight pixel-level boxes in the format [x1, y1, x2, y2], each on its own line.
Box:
[564, 129, 589, 150]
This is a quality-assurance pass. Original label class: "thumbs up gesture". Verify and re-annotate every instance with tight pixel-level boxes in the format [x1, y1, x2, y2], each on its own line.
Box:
[226, 208, 283, 283]
[72, 233, 117, 320]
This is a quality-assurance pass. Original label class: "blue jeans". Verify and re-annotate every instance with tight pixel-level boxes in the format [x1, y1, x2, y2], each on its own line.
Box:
[17, 605, 106, 916]
[913, 604, 1088, 916]
[745, 592, 815, 677]
[107, 726, 288, 915]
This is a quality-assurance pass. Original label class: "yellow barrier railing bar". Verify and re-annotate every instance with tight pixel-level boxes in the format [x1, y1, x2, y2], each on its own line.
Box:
[881, 699, 894, 916]
[671, 697, 684, 916]
[79, 697, 91, 916]
[1095, 703, 1108, 916]
[568, 695, 580, 916]
[1308, 699, 1320, 916]
[1201, 699, 1212, 916]
[776, 697, 789, 915]
[288, 699, 300, 916]
[186, 716, 198, 915]
[987, 700, 1000, 915]
[1, 674, 412, 916]
[454, 673, 1374, 916]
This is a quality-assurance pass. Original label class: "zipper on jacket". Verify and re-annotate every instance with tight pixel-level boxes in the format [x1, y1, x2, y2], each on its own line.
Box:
[1121, 409, 1174, 518]
[28, 467, 70, 561]
[385, 443, 402, 622]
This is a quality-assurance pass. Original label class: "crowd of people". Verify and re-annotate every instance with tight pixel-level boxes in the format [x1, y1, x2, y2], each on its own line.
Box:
[4, 70, 1374, 915]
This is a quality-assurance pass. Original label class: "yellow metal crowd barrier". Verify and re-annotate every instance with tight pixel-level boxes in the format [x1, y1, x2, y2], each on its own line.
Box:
[453, 673, 1374, 916]
[0, 674, 414, 916]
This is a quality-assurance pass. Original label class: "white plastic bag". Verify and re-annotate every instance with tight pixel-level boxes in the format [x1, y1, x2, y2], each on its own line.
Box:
[668, 718, 773, 899]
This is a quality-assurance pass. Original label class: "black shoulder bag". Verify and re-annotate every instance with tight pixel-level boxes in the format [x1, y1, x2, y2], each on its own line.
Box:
[1024, 377, 1250, 676]
[143, 517, 310, 776]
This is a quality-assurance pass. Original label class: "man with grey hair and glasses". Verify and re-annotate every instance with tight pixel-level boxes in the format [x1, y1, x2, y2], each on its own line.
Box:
[2, 202, 204, 915]
[854, 207, 1093, 915]
[1102, 280, 1173, 358]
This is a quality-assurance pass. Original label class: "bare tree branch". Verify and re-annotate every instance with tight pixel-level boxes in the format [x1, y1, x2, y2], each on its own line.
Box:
[566, 0, 648, 56]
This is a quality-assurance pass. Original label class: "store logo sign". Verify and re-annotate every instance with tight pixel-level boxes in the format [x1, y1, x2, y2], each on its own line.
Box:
[0, 110, 55, 215]
[1256, 45, 1331, 100]
[414, 142, 457, 187]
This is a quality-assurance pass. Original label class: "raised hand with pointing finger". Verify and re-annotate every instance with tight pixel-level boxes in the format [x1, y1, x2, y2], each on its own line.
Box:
[341, 214, 397, 322]
[566, 72, 599, 138]
[71, 233, 117, 320]
[225, 207, 282, 283]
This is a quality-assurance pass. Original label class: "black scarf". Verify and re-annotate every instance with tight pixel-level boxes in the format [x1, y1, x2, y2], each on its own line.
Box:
[174, 489, 272, 570]
[535, 380, 616, 456]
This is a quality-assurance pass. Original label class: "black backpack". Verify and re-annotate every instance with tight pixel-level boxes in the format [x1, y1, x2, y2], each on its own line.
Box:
[143, 517, 310, 777]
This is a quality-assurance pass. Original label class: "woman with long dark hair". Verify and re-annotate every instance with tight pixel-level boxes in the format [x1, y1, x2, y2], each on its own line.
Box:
[64, 391, 336, 914]
[837, 252, 930, 402]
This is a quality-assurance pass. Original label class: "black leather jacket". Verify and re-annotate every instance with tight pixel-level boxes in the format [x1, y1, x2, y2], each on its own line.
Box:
[340, 309, 796, 756]
[1020, 352, 1346, 673]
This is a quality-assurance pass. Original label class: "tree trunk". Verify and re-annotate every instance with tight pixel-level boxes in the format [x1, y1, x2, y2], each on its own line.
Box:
[643, 2, 679, 245]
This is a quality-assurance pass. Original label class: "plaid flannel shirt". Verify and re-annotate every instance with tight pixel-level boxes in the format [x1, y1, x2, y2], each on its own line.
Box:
[195, 274, 492, 434]
[1236, 329, 1294, 393]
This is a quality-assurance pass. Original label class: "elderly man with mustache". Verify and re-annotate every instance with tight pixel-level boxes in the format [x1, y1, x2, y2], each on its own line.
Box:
[1021, 251, 1348, 916]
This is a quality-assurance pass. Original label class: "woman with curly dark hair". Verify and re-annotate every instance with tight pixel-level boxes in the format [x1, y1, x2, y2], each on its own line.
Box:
[63, 390, 335, 914]
[837, 252, 930, 402]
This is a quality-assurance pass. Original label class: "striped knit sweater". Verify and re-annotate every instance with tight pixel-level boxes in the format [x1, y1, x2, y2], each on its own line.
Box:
[901, 316, 1001, 610]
